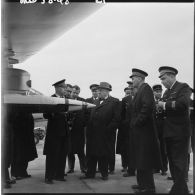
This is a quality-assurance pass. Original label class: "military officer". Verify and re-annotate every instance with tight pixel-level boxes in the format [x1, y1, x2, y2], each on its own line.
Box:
[43, 79, 69, 184]
[85, 84, 100, 172]
[67, 85, 87, 174]
[116, 83, 135, 177]
[152, 84, 168, 176]
[157, 66, 191, 194]
[128, 68, 162, 194]
[82, 82, 120, 180]
[85, 84, 100, 106]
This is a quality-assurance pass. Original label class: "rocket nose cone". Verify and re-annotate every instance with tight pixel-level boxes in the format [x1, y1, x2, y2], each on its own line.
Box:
[82, 101, 96, 109]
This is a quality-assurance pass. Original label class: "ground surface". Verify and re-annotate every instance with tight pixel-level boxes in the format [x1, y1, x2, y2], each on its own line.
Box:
[3, 138, 193, 194]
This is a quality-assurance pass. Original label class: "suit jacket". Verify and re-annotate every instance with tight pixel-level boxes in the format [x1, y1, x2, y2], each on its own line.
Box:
[43, 94, 69, 155]
[162, 81, 191, 138]
[129, 83, 162, 169]
[116, 95, 133, 154]
[86, 96, 120, 157]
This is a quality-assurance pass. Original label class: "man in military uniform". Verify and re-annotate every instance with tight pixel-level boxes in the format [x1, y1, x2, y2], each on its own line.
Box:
[85, 84, 100, 172]
[157, 66, 191, 194]
[67, 85, 87, 174]
[85, 84, 100, 106]
[116, 83, 135, 177]
[82, 82, 120, 180]
[43, 79, 69, 184]
[128, 68, 162, 194]
[152, 84, 168, 176]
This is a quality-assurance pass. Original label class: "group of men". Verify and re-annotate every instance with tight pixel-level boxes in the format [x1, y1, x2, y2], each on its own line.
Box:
[2, 65, 193, 194]
[43, 65, 193, 194]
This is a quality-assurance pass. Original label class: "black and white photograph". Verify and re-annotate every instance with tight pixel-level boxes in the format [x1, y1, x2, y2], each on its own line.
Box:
[1, 0, 194, 194]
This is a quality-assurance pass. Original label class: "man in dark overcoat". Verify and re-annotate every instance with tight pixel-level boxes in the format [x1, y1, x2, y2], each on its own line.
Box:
[152, 84, 168, 176]
[116, 84, 135, 177]
[67, 85, 87, 174]
[43, 79, 69, 184]
[128, 68, 162, 194]
[157, 66, 191, 194]
[11, 112, 38, 179]
[82, 82, 120, 180]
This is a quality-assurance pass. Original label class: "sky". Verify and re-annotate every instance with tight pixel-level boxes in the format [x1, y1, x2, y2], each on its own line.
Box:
[15, 3, 194, 100]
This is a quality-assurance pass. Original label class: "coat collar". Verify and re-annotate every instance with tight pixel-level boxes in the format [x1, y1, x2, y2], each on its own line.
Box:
[95, 96, 112, 109]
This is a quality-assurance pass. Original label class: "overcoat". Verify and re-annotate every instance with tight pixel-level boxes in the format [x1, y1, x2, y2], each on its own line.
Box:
[43, 94, 69, 155]
[86, 96, 120, 157]
[69, 96, 86, 154]
[116, 95, 133, 154]
[12, 112, 38, 163]
[129, 83, 162, 170]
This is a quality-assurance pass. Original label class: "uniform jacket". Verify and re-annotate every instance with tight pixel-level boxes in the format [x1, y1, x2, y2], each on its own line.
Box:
[155, 97, 165, 138]
[116, 95, 133, 154]
[162, 81, 191, 138]
[86, 96, 120, 157]
[129, 83, 162, 170]
[43, 94, 69, 155]
[85, 97, 100, 106]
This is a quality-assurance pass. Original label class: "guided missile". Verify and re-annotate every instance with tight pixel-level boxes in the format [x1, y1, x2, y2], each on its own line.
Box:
[3, 94, 95, 113]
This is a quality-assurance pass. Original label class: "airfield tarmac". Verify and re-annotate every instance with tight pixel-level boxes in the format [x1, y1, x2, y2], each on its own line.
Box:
[3, 138, 193, 194]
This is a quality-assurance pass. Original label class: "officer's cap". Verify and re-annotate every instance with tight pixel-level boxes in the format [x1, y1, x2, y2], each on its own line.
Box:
[130, 68, 148, 78]
[52, 79, 66, 87]
[89, 84, 99, 91]
[152, 84, 162, 91]
[158, 66, 178, 78]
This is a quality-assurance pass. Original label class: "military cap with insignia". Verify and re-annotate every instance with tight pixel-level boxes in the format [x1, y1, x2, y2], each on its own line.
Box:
[152, 84, 162, 91]
[52, 79, 66, 87]
[130, 68, 148, 78]
[98, 82, 112, 91]
[158, 66, 178, 78]
[90, 84, 99, 91]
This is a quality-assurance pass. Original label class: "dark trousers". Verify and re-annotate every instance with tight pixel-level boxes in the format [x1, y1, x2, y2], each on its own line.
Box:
[136, 169, 155, 190]
[108, 152, 115, 172]
[166, 136, 189, 194]
[86, 154, 108, 177]
[121, 152, 128, 169]
[159, 136, 168, 172]
[45, 136, 68, 180]
[68, 152, 86, 171]
[11, 161, 28, 177]
[121, 152, 135, 174]
[108, 133, 116, 172]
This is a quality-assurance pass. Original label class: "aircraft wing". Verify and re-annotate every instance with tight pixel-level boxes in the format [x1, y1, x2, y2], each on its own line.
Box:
[3, 1, 103, 64]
